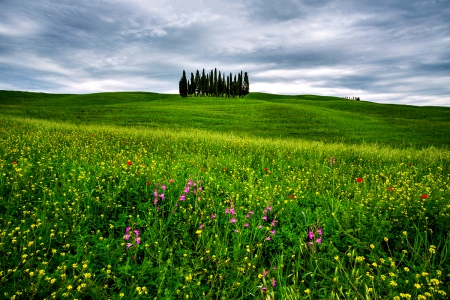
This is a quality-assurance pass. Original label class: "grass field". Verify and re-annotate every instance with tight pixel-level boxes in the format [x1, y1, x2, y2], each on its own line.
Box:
[0, 91, 449, 299]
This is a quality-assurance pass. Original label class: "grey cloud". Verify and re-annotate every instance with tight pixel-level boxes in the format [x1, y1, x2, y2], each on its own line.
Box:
[0, 0, 449, 106]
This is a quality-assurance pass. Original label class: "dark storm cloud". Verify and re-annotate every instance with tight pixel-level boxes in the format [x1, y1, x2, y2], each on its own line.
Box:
[0, 0, 449, 106]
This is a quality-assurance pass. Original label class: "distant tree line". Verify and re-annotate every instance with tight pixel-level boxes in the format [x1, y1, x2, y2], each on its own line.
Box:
[179, 68, 249, 98]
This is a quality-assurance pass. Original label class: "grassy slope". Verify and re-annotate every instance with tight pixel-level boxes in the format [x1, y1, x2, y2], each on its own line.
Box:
[1, 90, 449, 148]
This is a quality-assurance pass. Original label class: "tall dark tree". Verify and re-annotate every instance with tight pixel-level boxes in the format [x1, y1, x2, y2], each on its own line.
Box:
[218, 71, 222, 96]
[179, 70, 188, 97]
[190, 72, 195, 95]
[195, 70, 200, 96]
[243, 72, 249, 96]
[238, 71, 243, 97]
[222, 74, 226, 97]
[201, 69, 206, 96]
[214, 68, 218, 96]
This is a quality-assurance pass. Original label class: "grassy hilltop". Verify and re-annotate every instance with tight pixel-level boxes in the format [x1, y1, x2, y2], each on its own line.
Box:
[0, 91, 449, 299]
[1, 90, 449, 148]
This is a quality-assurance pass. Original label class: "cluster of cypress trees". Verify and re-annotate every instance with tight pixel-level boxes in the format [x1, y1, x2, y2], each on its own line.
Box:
[179, 68, 249, 98]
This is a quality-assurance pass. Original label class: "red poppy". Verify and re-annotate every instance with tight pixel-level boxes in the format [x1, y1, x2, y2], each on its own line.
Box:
[222, 167, 227, 171]
[264, 167, 268, 172]
[13, 161, 17, 165]
[387, 187, 393, 191]
[127, 161, 132, 166]
[356, 177, 363, 183]
[421, 194, 428, 199]
[146, 181, 151, 186]
[289, 195, 296, 199]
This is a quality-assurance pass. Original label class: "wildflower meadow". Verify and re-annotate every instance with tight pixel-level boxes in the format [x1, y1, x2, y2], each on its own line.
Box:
[0, 114, 449, 299]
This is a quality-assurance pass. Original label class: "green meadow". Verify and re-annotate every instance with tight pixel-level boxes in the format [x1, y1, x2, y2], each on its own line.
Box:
[0, 90, 449, 299]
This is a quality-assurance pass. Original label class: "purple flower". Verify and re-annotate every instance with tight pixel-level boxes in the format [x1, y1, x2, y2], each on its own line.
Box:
[136, 237, 141, 244]
[153, 189, 158, 197]
[124, 234, 130, 241]
[266, 236, 271, 241]
[126, 243, 133, 250]
[271, 220, 278, 227]
[159, 194, 164, 200]
[210, 214, 215, 219]
[262, 270, 269, 277]
[184, 186, 190, 193]
[179, 195, 186, 201]
[199, 224, 204, 229]
[316, 238, 322, 244]
[308, 231, 314, 240]
[125, 227, 131, 234]
[161, 184, 166, 190]
[261, 287, 267, 292]
[250, 210, 254, 215]
[198, 186, 203, 191]
[267, 206, 273, 211]
[230, 218, 236, 224]
[258, 225, 262, 229]
[154, 198, 158, 205]
[246, 213, 250, 219]
[263, 215, 268, 221]
[272, 278, 277, 287]
[270, 230, 276, 235]
[318, 228, 323, 236]
[244, 223, 249, 228]
[134, 229, 139, 237]
[225, 208, 230, 214]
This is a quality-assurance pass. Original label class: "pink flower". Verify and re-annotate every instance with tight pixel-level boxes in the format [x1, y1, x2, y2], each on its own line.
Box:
[161, 184, 166, 190]
[272, 278, 277, 287]
[246, 213, 250, 219]
[317, 228, 323, 236]
[124, 234, 130, 241]
[258, 225, 262, 229]
[159, 194, 164, 200]
[134, 229, 139, 237]
[308, 231, 314, 240]
[271, 220, 278, 227]
[266, 236, 271, 241]
[225, 208, 230, 214]
[230, 218, 236, 224]
[244, 223, 249, 228]
[316, 238, 322, 244]
[199, 224, 204, 229]
[136, 237, 141, 244]
[125, 227, 131, 234]
[169, 179, 174, 183]
[126, 243, 133, 250]
[210, 214, 215, 219]
[270, 230, 276, 235]
[179, 195, 186, 201]
[267, 206, 272, 211]
[262, 270, 269, 277]
[234, 229, 239, 233]
[184, 186, 190, 193]
[263, 215, 268, 221]
[261, 287, 267, 292]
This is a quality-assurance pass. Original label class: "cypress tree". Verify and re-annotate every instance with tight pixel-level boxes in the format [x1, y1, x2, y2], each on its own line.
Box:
[190, 73, 195, 95]
[179, 70, 188, 97]
[209, 70, 214, 97]
[243, 72, 249, 96]
[195, 70, 200, 96]
[218, 71, 222, 97]
[201, 69, 206, 97]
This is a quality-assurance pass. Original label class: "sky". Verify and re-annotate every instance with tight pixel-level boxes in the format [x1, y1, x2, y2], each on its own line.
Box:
[1, 0, 449, 106]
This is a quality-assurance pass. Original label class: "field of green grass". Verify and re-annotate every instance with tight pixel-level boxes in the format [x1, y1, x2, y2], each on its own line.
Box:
[0, 91, 449, 299]
[1, 90, 449, 148]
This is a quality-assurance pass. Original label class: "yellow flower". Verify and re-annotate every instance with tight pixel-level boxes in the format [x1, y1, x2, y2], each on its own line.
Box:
[404, 267, 409, 272]
[67, 285, 73, 290]
[370, 244, 375, 249]
[304, 289, 311, 294]
[414, 283, 421, 289]
[384, 237, 388, 242]
[334, 256, 339, 261]
[119, 293, 124, 298]
[390, 280, 397, 287]
[195, 230, 202, 235]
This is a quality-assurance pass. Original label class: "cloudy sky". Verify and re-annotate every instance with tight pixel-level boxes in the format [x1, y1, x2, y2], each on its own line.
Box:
[1, 0, 449, 106]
